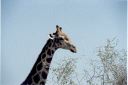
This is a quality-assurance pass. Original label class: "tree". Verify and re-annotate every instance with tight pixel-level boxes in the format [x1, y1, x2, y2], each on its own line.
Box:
[51, 58, 77, 85]
[47, 39, 127, 85]
[84, 39, 127, 85]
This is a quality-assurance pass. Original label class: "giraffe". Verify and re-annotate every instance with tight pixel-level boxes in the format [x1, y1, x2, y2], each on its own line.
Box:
[21, 25, 77, 85]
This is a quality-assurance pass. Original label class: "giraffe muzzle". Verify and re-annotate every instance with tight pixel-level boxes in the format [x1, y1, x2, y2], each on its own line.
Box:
[70, 45, 77, 53]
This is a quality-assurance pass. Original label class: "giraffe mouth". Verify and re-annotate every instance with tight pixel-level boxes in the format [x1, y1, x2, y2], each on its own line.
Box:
[70, 48, 77, 53]
[69, 44, 77, 53]
[70, 49, 75, 53]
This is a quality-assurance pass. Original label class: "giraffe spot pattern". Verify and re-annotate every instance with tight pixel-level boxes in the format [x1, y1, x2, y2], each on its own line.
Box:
[46, 57, 52, 63]
[27, 78, 32, 84]
[47, 49, 51, 55]
[55, 38, 59, 43]
[21, 39, 56, 85]
[51, 50, 54, 54]
[33, 74, 40, 83]
[41, 71, 47, 79]
[45, 46, 48, 50]
[37, 62, 43, 71]
[48, 41, 52, 47]
[59, 42, 62, 45]
[40, 81, 45, 85]
[41, 53, 46, 59]
[45, 66, 49, 71]
[44, 64, 49, 71]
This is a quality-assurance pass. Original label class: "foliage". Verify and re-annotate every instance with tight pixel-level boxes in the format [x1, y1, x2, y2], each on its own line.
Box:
[51, 58, 77, 85]
[48, 39, 127, 85]
[84, 39, 127, 85]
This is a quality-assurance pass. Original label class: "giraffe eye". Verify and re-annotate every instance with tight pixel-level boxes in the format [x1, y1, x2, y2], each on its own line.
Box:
[59, 37, 64, 40]
[65, 37, 69, 41]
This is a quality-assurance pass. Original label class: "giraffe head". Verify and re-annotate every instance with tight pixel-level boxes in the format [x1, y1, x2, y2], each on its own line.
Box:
[49, 25, 77, 53]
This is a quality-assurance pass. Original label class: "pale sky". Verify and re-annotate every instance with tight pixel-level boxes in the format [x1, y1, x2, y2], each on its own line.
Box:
[1, 0, 126, 85]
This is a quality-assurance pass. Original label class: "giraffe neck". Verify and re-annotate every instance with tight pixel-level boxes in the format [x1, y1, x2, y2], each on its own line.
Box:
[22, 39, 57, 85]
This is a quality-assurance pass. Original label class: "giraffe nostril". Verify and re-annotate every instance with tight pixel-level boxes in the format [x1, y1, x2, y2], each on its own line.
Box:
[41, 71, 47, 79]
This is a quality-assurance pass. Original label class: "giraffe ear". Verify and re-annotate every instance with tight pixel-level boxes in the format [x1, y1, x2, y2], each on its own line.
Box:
[49, 34, 54, 39]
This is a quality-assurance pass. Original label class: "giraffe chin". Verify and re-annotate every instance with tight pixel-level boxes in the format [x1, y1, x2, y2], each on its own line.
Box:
[70, 49, 77, 53]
